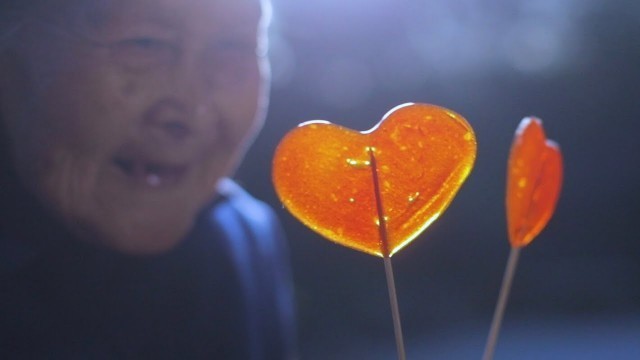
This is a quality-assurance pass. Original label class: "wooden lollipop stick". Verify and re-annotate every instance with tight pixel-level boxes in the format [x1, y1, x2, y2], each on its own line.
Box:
[482, 246, 521, 360]
[384, 255, 407, 360]
[369, 148, 407, 360]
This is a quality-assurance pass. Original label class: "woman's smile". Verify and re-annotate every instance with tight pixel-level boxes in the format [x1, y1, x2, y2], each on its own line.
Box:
[113, 155, 188, 188]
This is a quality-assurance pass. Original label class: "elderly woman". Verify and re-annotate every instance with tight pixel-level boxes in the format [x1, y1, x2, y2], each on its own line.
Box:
[0, 0, 295, 358]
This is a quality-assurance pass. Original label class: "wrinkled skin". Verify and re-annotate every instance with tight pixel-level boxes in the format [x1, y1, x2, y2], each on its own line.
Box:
[0, 0, 270, 254]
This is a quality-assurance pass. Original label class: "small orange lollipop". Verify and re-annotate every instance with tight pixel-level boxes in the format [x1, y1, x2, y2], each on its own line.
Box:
[506, 117, 563, 248]
[272, 103, 477, 257]
[483, 117, 563, 360]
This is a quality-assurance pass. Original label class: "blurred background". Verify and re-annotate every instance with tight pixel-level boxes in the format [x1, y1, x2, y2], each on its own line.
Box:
[236, 0, 640, 358]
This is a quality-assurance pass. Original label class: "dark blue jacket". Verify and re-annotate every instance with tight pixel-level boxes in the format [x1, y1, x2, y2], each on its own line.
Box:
[0, 179, 296, 359]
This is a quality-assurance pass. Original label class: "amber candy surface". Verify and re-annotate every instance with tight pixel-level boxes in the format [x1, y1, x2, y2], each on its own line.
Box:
[272, 103, 477, 257]
[506, 117, 563, 248]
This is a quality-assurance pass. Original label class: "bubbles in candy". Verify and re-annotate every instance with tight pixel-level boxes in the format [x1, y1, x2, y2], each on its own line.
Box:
[506, 117, 563, 248]
[272, 103, 477, 257]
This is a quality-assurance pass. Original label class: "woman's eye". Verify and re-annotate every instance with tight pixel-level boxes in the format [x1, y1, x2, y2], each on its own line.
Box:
[109, 37, 177, 70]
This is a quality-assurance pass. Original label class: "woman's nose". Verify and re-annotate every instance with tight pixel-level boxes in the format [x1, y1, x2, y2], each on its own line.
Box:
[142, 98, 193, 143]
[173, 46, 215, 102]
[144, 47, 216, 140]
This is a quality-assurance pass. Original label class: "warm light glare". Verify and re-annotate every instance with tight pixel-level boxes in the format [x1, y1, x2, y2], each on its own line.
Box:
[269, 0, 593, 106]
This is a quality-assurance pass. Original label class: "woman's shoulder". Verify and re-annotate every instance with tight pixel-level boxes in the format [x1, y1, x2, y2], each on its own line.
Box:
[205, 178, 297, 358]
[206, 177, 288, 266]
[215, 178, 279, 231]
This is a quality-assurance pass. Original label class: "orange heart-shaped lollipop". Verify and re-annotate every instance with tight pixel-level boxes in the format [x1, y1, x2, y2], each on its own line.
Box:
[272, 103, 477, 257]
[506, 117, 563, 248]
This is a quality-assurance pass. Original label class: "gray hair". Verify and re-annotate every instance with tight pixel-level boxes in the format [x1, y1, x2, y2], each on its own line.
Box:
[1, 0, 273, 49]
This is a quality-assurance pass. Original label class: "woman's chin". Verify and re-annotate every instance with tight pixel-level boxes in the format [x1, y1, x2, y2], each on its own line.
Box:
[112, 231, 188, 256]
[74, 216, 195, 256]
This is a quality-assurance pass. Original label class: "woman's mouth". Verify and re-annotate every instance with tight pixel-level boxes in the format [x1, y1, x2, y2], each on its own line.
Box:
[114, 157, 187, 188]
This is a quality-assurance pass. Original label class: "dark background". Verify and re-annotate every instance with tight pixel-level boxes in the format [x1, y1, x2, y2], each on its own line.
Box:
[237, 0, 640, 358]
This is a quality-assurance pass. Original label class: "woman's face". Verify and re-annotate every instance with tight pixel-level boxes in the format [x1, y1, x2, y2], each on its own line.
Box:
[0, 0, 269, 254]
